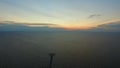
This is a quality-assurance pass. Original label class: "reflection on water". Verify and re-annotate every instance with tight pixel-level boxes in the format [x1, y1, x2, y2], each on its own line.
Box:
[0, 31, 120, 67]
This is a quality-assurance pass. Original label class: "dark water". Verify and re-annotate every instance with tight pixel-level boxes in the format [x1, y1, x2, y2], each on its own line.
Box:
[0, 31, 120, 68]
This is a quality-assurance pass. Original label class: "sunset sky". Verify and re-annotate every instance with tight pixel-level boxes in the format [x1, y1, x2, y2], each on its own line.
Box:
[0, 0, 120, 30]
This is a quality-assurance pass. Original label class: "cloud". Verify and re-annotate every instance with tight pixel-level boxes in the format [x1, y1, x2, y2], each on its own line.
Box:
[0, 21, 58, 26]
[23, 23, 58, 26]
[0, 21, 64, 31]
[88, 14, 101, 19]
[91, 21, 120, 32]
[0, 21, 26, 26]
[98, 21, 120, 27]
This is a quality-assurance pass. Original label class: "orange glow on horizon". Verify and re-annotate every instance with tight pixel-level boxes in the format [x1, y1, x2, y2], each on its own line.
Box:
[61, 26, 94, 30]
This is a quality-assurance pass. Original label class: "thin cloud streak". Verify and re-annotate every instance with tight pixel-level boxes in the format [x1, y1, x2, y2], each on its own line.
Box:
[88, 14, 101, 19]
[0, 21, 58, 26]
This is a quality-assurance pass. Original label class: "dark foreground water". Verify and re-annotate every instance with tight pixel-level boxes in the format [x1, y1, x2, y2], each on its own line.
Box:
[0, 31, 120, 68]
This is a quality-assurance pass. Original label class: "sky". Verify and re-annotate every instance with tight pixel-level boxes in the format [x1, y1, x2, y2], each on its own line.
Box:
[0, 0, 120, 30]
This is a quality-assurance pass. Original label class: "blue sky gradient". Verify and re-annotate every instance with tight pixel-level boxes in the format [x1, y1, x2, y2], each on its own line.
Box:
[0, 0, 120, 30]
